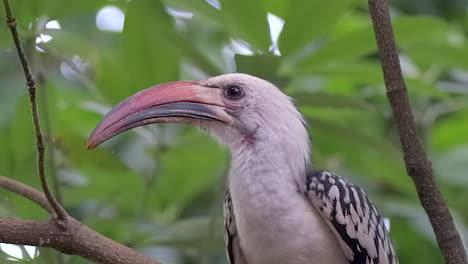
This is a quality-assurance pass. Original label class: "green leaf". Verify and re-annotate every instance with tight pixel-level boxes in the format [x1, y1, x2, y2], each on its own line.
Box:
[305, 113, 391, 153]
[47, 0, 102, 18]
[294, 25, 374, 69]
[434, 146, 468, 186]
[408, 42, 468, 70]
[278, 0, 352, 56]
[291, 16, 447, 71]
[1, 172, 49, 220]
[132, 0, 220, 75]
[0, 69, 24, 127]
[42, 29, 100, 64]
[218, 0, 271, 51]
[161, 0, 223, 25]
[8, 0, 47, 27]
[0, 131, 13, 176]
[51, 83, 101, 134]
[405, 78, 448, 99]
[66, 166, 144, 211]
[59, 130, 145, 211]
[10, 95, 35, 168]
[291, 61, 383, 84]
[122, 0, 179, 92]
[235, 54, 288, 86]
[168, 35, 223, 76]
[148, 131, 228, 211]
[9, 0, 101, 25]
[0, 12, 10, 50]
[292, 92, 374, 110]
[148, 216, 223, 251]
[394, 16, 447, 46]
[431, 109, 468, 151]
[96, 52, 132, 103]
[260, 0, 290, 18]
[179, 19, 232, 74]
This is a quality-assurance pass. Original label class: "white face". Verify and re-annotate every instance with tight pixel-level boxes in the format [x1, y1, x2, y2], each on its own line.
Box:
[197, 73, 309, 154]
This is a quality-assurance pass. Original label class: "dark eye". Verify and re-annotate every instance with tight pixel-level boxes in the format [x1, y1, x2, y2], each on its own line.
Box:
[224, 85, 245, 100]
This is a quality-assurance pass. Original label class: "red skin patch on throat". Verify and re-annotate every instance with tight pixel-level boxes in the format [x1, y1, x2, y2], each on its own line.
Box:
[242, 134, 256, 145]
[239, 124, 258, 146]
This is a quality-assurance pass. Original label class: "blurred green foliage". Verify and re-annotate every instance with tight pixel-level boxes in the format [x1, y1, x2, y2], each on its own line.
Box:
[0, 0, 468, 263]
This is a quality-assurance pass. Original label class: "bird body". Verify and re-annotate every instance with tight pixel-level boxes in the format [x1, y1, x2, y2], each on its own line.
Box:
[87, 73, 399, 264]
[226, 174, 348, 264]
[225, 113, 347, 264]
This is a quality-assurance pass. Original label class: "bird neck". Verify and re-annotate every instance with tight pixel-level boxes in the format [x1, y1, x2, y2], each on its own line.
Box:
[228, 123, 311, 192]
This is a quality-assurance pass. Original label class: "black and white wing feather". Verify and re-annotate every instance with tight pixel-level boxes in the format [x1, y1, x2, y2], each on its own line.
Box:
[224, 190, 247, 264]
[306, 169, 398, 264]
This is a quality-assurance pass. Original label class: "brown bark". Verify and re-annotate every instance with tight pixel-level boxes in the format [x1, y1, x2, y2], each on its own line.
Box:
[0, 176, 161, 264]
[368, 0, 468, 263]
[0, 176, 53, 213]
[0, 218, 160, 264]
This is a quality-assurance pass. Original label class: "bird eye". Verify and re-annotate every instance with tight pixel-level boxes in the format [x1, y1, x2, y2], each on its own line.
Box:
[224, 85, 244, 100]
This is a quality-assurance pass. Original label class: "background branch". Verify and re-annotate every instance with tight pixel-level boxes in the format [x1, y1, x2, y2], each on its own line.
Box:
[0, 218, 161, 264]
[0, 175, 52, 213]
[368, 0, 468, 263]
[2, 0, 66, 220]
[0, 176, 162, 264]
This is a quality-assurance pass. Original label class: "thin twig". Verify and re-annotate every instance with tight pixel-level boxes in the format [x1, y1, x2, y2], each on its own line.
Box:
[2, 0, 67, 221]
[0, 175, 52, 213]
[368, 0, 468, 263]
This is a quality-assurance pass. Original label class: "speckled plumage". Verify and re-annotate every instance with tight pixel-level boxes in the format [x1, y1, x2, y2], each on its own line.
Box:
[306, 170, 398, 264]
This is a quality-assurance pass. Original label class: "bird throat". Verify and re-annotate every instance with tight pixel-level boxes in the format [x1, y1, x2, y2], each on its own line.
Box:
[230, 127, 310, 187]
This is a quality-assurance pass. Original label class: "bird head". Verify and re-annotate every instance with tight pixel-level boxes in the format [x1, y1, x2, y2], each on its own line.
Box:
[87, 73, 310, 169]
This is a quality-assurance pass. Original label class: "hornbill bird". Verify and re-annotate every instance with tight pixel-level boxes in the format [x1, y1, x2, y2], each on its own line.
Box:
[88, 73, 398, 264]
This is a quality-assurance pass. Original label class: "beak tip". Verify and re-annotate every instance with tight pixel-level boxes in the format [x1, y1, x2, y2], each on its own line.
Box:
[86, 137, 98, 150]
[86, 142, 94, 150]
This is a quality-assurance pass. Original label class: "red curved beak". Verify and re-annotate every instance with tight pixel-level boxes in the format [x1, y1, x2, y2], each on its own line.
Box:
[87, 81, 232, 149]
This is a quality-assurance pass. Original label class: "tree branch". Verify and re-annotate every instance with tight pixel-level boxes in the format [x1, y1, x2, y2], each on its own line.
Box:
[0, 175, 53, 213]
[0, 176, 162, 264]
[2, 0, 67, 220]
[368, 0, 468, 263]
[0, 218, 161, 264]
